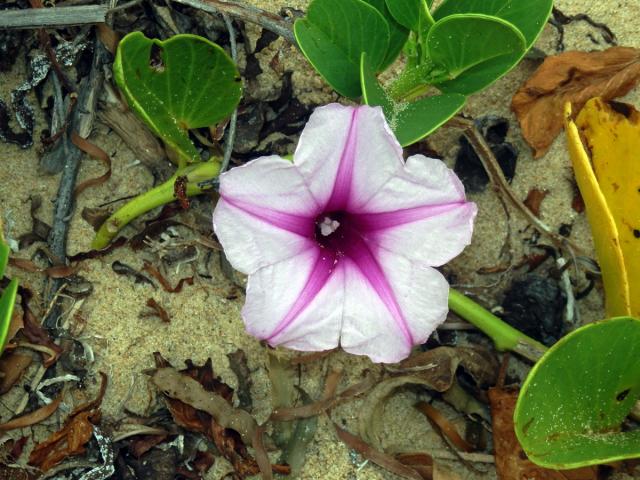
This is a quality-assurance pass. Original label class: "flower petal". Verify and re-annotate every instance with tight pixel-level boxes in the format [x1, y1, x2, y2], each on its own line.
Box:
[213, 155, 318, 273]
[354, 154, 477, 266]
[242, 248, 344, 352]
[340, 248, 450, 363]
[294, 104, 404, 209]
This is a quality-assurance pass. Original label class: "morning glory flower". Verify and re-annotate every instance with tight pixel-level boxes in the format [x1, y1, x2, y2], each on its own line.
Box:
[213, 104, 476, 363]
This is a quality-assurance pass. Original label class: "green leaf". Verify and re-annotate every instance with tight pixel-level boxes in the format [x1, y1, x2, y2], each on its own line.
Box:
[515, 317, 640, 468]
[114, 32, 242, 165]
[428, 14, 526, 94]
[433, 0, 553, 48]
[0, 279, 17, 354]
[0, 239, 9, 279]
[432, 0, 552, 95]
[294, 0, 390, 98]
[360, 53, 465, 146]
[385, 0, 433, 31]
[428, 14, 525, 78]
[363, 0, 410, 69]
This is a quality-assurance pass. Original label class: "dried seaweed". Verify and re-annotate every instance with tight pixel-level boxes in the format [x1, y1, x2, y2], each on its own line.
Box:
[141, 298, 171, 323]
[111, 261, 155, 288]
[142, 261, 193, 293]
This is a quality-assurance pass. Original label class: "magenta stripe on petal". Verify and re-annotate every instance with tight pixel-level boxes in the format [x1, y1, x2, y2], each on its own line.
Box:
[325, 108, 359, 211]
[343, 233, 414, 346]
[351, 201, 467, 232]
[266, 250, 337, 342]
[223, 197, 314, 237]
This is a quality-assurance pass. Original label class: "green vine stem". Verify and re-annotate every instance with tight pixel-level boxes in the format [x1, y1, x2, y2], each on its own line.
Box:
[92, 160, 220, 249]
[449, 288, 547, 362]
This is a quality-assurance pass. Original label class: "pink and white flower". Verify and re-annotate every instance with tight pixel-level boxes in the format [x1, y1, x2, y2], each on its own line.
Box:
[213, 104, 476, 363]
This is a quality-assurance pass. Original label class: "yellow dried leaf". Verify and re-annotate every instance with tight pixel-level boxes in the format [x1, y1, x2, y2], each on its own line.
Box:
[564, 100, 631, 317]
[575, 98, 640, 316]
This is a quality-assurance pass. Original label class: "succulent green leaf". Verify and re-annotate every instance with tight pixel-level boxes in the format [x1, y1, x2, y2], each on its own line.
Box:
[515, 317, 640, 468]
[385, 0, 433, 31]
[294, 0, 390, 98]
[360, 53, 465, 146]
[431, 0, 552, 95]
[0, 278, 18, 354]
[433, 0, 553, 48]
[114, 32, 242, 164]
[428, 14, 526, 94]
[362, 0, 410, 69]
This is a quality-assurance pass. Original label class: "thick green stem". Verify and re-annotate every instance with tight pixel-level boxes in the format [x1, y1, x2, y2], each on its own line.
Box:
[92, 160, 220, 249]
[448, 288, 547, 362]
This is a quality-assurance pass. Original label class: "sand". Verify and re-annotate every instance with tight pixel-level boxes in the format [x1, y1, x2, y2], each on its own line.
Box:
[1, 0, 639, 478]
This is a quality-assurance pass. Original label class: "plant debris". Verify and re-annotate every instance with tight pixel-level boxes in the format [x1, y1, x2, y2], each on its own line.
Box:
[29, 373, 107, 471]
[111, 260, 155, 288]
[488, 386, 598, 480]
[0, 395, 62, 432]
[512, 46, 640, 157]
[501, 274, 566, 346]
[141, 298, 171, 323]
[454, 116, 517, 193]
[151, 355, 288, 478]
[334, 423, 423, 480]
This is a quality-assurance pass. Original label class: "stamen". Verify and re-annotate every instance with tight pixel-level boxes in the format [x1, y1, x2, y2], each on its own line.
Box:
[319, 216, 340, 236]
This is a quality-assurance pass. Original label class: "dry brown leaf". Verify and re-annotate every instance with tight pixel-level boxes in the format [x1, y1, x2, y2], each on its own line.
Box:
[0, 352, 32, 394]
[0, 396, 62, 432]
[28, 373, 107, 472]
[71, 132, 112, 197]
[334, 423, 423, 480]
[512, 47, 640, 158]
[488, 386, 598, 480]
[153, 367, 257, 444]
[28, 410, 98, 471]
[523, 188, 549, 217]
[414, 402, 474, 453]
[270, 371, 377, 421]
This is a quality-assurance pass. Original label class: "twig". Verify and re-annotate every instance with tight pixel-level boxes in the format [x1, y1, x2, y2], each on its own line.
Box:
[220, 13, 238, 174]
[44, 39, 107, 329]
[170, 0, 296, 44]
[0, 5, 108, 29]
[446, 116, 586, 256]
[0, 1, 145, 29]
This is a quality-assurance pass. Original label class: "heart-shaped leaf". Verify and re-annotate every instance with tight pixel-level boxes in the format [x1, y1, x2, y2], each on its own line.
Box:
[433, 0, 553, 48]
[428, 14, 525, 82]
[114, 32, 242, 165]
[432, 0, 552, 95]
[515, 317, 640, 468]
[360, 53, 465, 146]
[385, 0, 434, 31]
[363, 0, 410, 69]
[294, 0, 390, 98]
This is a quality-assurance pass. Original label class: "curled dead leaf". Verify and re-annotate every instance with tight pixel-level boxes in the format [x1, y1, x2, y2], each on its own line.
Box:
[512, 47, 640, 157]
[334, 423, 423, 480]
[0, 352, 32, 394]
[28, 372, 107, 472]
[0, 396, 62, 432]
[153, 367, 257, 444]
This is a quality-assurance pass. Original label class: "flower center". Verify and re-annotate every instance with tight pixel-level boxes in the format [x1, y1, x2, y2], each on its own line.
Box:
[314, 211, 351, 253]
